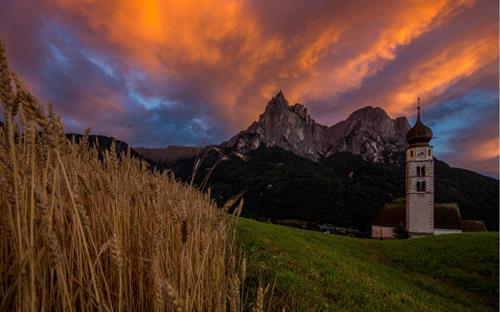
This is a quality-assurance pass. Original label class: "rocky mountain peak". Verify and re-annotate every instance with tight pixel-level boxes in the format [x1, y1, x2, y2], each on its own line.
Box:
[270, 90, 287, 106]
[260, 91, 311, 124]
[348, 106, 387, 119]
[341, 106, 410, 137]
[224, 91, 324, 158]
[323, 106, 410, 162]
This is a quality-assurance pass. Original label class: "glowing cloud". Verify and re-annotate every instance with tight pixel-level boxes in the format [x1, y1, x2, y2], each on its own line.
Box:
[0, 0, 498, 176]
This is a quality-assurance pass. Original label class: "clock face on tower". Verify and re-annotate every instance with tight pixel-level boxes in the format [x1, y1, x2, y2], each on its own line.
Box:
[417, 151, 424, 157]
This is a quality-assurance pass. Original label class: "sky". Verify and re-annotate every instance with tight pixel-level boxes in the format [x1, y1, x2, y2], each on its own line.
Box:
[0, 0, 498, 177]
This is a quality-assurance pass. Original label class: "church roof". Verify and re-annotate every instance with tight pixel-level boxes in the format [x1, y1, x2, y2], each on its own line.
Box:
[406, 104, 433, 146]
[372, 204, 405, 227]
[372, 203, 462, 229]
[434, 204, 462, 229]
[461, 220, 487, 232]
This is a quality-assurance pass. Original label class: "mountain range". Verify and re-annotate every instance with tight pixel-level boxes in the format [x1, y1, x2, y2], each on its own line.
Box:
[223, 91, 410, 162]
[139, 91, 411, 163]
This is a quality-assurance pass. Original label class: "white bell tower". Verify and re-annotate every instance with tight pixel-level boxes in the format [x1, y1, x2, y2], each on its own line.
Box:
[405, 98, 434, 235]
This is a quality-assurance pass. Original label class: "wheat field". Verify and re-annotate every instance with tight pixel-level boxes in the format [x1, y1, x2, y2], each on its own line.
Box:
[0, 40, 262, 311]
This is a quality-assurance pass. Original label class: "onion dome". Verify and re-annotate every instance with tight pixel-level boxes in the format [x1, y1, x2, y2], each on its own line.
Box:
[406, 103, 433, 145]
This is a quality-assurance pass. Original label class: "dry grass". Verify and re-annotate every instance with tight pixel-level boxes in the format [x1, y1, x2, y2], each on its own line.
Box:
[0, 40, 257, 311]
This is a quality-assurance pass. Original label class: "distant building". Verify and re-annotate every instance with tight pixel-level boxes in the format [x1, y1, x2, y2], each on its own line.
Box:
[371, 101, 485, 239]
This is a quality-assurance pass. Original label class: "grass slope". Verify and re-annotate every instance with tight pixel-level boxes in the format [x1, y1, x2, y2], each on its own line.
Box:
[237, 218, 498, 311]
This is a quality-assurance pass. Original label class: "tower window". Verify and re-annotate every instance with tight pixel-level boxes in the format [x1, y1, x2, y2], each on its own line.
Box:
[428, 150, 431, 157]
[416, 166, 421, 177]
[422, 166, 426, 177]
[416, 181, 426, 192]
[410, 151, 414, 157]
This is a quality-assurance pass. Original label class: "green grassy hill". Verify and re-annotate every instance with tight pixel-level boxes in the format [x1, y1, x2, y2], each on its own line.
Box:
[237, 218, 498, 311]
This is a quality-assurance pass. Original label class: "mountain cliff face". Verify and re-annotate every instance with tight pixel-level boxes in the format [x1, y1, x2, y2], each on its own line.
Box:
[323, 106, 410, 162]
[223, 91, 410, 162]
[223, 91, 329, 159]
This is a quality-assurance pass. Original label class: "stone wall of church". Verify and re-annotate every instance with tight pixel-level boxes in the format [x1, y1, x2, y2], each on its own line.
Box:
[407, 190, 434, 233]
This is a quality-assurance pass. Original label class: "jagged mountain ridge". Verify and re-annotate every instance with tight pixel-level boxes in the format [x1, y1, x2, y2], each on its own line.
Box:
[223, 91, 328, 160]
[223, 91, 410, 162]
[136, 91, 410, 163]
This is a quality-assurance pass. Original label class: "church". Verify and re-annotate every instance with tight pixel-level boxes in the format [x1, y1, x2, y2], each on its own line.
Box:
[371, 101, 486, 239]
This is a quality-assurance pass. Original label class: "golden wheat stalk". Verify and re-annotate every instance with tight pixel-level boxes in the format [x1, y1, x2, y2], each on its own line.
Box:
[0, 38, 257, 312]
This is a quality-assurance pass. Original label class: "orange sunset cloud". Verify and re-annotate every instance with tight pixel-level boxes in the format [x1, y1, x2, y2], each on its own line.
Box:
[0, 0, 498, 176]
